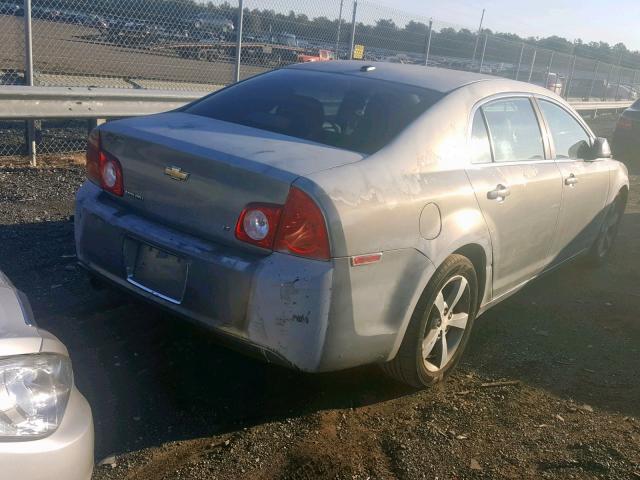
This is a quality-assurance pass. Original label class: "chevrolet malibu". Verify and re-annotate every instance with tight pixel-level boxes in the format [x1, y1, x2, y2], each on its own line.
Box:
[75, 61, 628, 387]
[0, 271, 94, 479]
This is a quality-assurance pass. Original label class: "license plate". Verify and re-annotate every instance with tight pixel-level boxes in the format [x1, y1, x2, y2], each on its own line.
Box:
[127, 243, 188, 304]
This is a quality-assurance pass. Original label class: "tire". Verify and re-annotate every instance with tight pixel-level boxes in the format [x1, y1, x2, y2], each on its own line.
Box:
[585, 194, 626, 266]
[381, 254, 478, 388]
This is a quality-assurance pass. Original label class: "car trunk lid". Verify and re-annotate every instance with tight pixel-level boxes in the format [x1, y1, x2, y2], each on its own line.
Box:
[99, 112, 363, 246]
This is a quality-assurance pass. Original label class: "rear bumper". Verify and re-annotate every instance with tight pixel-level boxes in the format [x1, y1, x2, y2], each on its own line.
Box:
[75, 182, 435, 372]
[75, 182, 335, 371]
[0, 389, 94, 480]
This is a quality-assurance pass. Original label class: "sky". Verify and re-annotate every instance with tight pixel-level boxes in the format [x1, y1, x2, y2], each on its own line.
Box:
[380, 0, 640, 51]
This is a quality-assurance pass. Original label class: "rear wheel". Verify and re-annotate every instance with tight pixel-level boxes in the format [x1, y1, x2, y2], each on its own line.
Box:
[586, 194, 625, 266]
[382, 254, 478, 388]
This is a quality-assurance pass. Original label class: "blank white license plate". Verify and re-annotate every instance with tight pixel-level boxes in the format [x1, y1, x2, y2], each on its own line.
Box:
[128, 243, 188, 304]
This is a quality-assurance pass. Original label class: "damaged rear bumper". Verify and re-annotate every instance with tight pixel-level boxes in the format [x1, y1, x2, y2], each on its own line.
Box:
[75, 182, 333, 371]
[75, 181, 436, 372]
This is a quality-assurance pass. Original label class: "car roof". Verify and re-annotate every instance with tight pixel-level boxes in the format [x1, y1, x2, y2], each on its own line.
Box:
[286, 60, 506, 94]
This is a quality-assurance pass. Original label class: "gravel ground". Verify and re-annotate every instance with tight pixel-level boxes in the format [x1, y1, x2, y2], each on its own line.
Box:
[0, 120, 639, 479]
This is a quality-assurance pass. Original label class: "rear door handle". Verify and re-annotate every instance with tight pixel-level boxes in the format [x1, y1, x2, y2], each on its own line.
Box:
[487, 184, 511, 201]
[565, 174, 578, 186]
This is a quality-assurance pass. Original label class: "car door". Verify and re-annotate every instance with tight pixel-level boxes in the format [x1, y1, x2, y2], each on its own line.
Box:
[465, 96, 563, 298]
[536, 98, 610, 264]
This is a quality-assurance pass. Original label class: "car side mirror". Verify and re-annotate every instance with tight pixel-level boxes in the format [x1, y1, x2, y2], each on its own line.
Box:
[586, 137, 612, 160]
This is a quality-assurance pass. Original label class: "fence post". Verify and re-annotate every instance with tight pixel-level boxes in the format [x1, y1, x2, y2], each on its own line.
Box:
[478, 33, 487, 73]
[424, 19, 433, 66]
[515, 42, 524, 80]
[604, 63, 614, 100]
[527, 49, 537, 83]
[471, 8, 485, 65]
[545, 51, 554, 89]
[631, 70, 638, 100]
[335, 0, 344, 59]
[588, 61, 599, 101]
[23, 0, 36, 166]
[349, 0, 357, 59]
[233, 0, 244, 83]
[614, 66, 623, 101]
[565, 55, 576, 99]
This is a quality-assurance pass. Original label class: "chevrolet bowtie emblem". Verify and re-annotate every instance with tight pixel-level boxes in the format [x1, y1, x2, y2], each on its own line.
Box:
[164, 166, 190, 181]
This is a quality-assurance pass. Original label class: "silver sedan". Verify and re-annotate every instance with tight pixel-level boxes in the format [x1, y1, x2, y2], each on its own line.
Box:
[0, 271, 94, 479]
[74, 61, 628, 387]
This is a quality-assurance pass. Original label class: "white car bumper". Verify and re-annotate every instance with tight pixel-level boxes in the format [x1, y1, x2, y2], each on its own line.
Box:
[0, 388, 94, 480]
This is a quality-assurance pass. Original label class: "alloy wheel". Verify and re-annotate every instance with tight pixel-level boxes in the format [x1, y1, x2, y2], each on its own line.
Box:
[596, 203, 621, 258]
[422, 275, 471, 372]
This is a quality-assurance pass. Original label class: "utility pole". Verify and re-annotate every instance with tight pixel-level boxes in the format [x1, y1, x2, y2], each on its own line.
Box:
[471, 8, 485, 65]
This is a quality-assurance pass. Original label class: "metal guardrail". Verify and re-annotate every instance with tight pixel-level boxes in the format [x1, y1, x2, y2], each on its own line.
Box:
[0, 85, 632, 121]
[0, 86, 207, 119]
[570, 100, 633, 112]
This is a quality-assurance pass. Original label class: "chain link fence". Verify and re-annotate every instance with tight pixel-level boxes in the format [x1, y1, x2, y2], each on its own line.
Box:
[0, 3, 25, 156]
[1, 0, 639, 158]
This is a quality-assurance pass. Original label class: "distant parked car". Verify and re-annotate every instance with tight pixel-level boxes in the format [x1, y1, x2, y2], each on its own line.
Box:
[0, 3, 21, 15]
[75, 13, 108, 30]
[189, 13, 233, 36]
[0, 271, 93, 479]
[105, 19, 157, 45]
[74, 62, 628, 388]
[546, 72, 565, 96]
[612, 99, 640, 159]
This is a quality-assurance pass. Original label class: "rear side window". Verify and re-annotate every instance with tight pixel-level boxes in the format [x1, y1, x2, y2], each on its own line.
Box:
[482, 98, 545, 162]
[538, 100, 591, 159]
[184, 69, 443, 154]
[470, 111, 492, 163]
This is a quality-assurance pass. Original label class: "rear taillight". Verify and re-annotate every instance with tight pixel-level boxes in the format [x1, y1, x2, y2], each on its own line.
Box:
[235, 204, 282, 249]
[274, 187, 330, 261]
[617, 116, 633, 130]
[235, 187, 331, 261]
[86, 129, 124, 197]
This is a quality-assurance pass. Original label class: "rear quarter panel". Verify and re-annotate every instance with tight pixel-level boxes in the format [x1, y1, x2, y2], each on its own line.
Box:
[305, 87, 492, 265]
[303, 86, 496, 360]
[608, 160, 630, 204]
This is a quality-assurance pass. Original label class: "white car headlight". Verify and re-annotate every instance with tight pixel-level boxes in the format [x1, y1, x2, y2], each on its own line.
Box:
[0, 354, 72, 439]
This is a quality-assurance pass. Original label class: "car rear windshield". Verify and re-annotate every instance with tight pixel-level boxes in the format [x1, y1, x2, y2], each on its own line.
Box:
[184, 69, 443, 154]
[632, 99, 640, 109]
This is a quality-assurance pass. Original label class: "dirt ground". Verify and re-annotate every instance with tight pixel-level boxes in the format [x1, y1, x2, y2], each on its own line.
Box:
[1, 119, 639, 479]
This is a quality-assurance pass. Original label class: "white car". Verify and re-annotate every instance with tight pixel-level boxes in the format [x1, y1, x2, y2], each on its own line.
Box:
[0, 271, 93, 480]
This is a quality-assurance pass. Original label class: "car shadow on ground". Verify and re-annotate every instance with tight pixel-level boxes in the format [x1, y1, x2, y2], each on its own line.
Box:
[1, 211, 639, 460]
